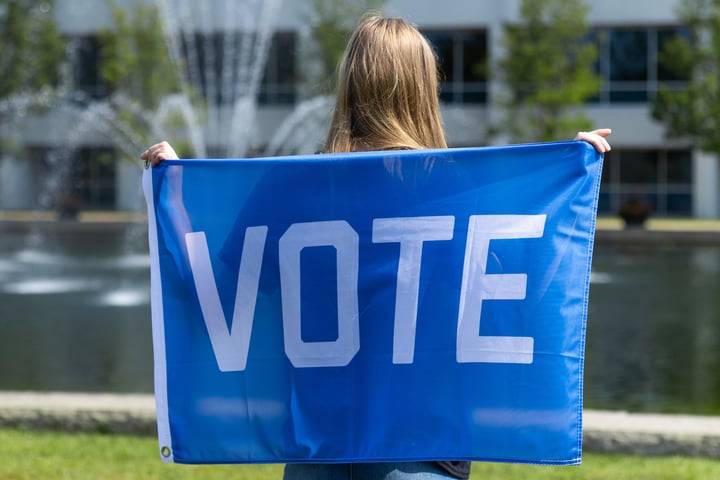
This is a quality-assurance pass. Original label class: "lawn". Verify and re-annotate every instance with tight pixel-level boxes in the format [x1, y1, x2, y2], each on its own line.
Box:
[1, 429, 719, 480]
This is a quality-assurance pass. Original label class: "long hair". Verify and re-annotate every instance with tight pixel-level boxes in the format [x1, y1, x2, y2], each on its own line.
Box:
[325, 15, 447, 153]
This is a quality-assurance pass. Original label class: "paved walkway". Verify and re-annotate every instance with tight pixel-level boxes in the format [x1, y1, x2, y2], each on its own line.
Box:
[582, 409, 720, 457]
[3, 210, 720, 232]
[4, 212, 720, 244]
[0, 392, 155, 436]
[0, 210, 146, 223]
[596, 217, 720, 232]
[1, 391, 719, 457]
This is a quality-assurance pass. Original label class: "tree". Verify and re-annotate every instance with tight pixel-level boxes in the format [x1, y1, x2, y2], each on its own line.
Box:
[97, 1, 184, 155]
[496, 0, 600, 142]
[0, 0, 65, 153]
[0, 0, 65, 100]
[308, 0, 385, 93]
[652, 0, 720, 155]
[98, 1, 180, 112]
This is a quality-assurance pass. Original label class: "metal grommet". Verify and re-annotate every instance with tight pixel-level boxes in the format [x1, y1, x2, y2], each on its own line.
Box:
[160, 446, 171, 458]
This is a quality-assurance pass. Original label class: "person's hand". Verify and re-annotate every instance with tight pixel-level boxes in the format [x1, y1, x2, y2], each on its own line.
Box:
[575, 128, 612, 153]
[140, 141, 179, 166]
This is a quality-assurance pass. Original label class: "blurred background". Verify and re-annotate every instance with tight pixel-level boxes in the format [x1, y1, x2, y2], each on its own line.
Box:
[0, 0, 719, 419]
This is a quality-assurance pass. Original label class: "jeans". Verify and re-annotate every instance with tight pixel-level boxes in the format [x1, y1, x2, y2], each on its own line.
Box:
[283, 461, 456, 479]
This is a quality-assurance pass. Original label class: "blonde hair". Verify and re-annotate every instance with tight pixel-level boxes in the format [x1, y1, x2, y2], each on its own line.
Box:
[325, 15, 447, 153]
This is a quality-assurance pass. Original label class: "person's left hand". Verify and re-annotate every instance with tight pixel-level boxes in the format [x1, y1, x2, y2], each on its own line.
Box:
[575, 128, 612, 153]
[140, 141, 179, 167]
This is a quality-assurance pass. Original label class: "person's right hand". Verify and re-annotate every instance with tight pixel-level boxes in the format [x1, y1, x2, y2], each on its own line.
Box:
[140, 141, 179, 166]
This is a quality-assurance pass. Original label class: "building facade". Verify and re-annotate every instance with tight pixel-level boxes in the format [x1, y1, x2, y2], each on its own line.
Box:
[1, 0, 717, 217]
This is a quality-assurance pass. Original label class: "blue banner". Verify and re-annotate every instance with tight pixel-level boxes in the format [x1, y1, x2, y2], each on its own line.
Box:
[143, 142, 602, 465]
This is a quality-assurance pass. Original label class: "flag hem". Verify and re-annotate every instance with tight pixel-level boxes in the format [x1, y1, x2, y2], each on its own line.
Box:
[143, 168, 174, 463]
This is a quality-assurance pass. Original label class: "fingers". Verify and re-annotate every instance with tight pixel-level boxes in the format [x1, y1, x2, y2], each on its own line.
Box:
[575, 130, 612, 153]
[150, 143, 170, 165]
[140, 142, 165, 160]
[140, 143, 161, 162]
[591, 128, 612, 138]
[575, 132, 603, 152]
[600, 136, 611, 151]
[593, 128, 612, 151]
[140, 141, 179, 166]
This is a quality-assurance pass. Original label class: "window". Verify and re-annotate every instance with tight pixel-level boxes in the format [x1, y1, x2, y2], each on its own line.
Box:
[72, 30, 298, 105]
[179, 31, 297, 105]
[72, 35, 107, 99]
[619, 149, 657, 184]
[423, 30, 488, 104]
[68, 148, 116, 210]
[258, 32, 297, 105]
[657, 27, 691, 82]
[591, 26, 689, 103]
[600, 149, 693, 216]
[608, 29, 648, 102]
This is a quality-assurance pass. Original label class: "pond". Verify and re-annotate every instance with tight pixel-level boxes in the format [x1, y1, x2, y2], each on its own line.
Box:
[1, 229, 719, 415]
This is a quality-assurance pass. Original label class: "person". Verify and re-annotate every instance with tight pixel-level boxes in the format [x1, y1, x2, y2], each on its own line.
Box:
[141, 14, 612, 480]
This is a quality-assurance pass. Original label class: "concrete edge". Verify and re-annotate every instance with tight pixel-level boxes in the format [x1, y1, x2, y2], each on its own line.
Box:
[1, 392, 719, 457]
[4, 219, 720, 244]
[583, 430, 720, 458]
[594, 228, 720, 245]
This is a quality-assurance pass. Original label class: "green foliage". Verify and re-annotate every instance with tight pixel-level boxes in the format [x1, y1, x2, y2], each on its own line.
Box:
[98, 1, 179, 111]
[0, 1, 65, 155]
[96, 1, 182, 157]
[0, 0, 66, 99]
[496, 0, 600, 142]
[309, 0, 385, 92]
[652, 0, 720, 155]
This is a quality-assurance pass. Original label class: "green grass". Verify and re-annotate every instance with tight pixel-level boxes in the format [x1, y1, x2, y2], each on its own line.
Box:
[1, 429, 719, 480]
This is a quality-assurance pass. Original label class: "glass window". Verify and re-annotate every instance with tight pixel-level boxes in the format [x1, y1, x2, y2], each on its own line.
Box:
[666, 149, 692, 183]
[609, 30, 648, 82]
[591, 25, 689, 104]
[585, 29, 603, 73]
[598, 149, 693, 217]
[179, 33, 209, 100]
[424, 31, 455, 103]
[424, 31, 455, 83]
[179, 32, 296, 105]
[584, 29, 605, 103]
[657, 27, 692, 82]
[598, 192, 612, 212]
[259, 32, 297, 105]
[666, 193, 692, 214]
[609, 29, 648, 102]
[423, 29, 487, 104]
[73, 36, 106, 99]
[601, 150, 615, 185]
[461, 31, 487, 103]
[69, 148, 116, 210]
[620, 150, 657, 184]
[462, 32, 486, 82]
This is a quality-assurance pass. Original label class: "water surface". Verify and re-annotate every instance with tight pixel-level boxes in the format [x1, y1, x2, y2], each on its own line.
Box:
[1, 231, 718, 414]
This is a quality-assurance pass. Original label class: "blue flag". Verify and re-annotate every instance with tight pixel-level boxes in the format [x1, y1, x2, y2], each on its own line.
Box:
[143, 142, 602, 465]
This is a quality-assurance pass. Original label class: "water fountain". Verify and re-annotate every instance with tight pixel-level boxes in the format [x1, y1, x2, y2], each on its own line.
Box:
[0, 0, 340, 392]
[3, 0, 331, 220]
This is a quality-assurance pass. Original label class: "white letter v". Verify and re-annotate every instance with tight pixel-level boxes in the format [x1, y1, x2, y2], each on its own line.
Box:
[185, 227, 268, 372]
